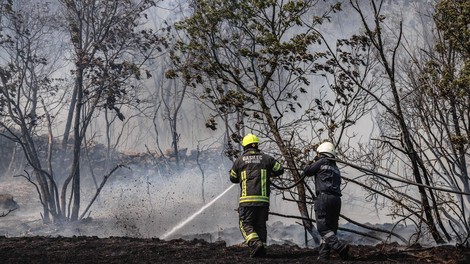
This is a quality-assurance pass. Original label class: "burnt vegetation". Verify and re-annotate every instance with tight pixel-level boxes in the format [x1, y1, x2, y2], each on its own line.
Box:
[0, 0, 469, 263]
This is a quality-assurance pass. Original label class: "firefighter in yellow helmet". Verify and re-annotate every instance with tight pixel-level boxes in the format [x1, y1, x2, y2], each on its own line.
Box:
[303, 141, 349, 260]
[229, 133, 284, 258]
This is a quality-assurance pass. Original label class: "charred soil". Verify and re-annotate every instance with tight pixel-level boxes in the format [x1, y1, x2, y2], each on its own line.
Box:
[0, 236, 468, 264]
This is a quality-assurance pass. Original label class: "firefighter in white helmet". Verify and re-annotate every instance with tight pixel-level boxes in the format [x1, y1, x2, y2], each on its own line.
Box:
[303, 141, 349, 260]
[230, 133, 284, 258]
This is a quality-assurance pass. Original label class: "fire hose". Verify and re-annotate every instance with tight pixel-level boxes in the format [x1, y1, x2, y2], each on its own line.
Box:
[271, 157, 470, 197]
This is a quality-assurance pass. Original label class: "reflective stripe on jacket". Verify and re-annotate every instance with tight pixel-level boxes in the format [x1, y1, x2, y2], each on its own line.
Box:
[230, 147, 284, 206]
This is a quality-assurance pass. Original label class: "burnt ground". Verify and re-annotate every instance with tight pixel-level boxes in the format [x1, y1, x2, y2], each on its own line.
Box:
[0, 236, 468, 264]
[0, 163, 470, 264]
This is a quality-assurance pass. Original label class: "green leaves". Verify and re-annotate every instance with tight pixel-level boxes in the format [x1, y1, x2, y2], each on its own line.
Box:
[431, 0, 470, 99]
[435, 0, 470, 56]
[63, 0, 168, 120]
[171, 0, 347, 138]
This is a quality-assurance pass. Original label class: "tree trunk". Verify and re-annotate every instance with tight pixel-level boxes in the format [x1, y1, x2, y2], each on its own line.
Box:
[391, 81, 445, 243]
[61, 84, 78, 152]
[365, 1, 446, 242]
[70, 65, 84, 221]
[259, 98, 319, 244]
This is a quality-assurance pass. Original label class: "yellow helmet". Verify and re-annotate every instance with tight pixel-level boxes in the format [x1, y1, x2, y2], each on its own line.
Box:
[242, 133, 259, 147]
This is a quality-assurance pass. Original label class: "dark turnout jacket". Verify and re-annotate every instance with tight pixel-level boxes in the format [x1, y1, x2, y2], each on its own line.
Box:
[230, 147, 284, 206]
[303, 156, 342, 196]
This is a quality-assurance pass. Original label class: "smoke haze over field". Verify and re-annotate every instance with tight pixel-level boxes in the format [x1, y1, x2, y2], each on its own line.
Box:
[0, 155, 413, 247]
[0, 150, 239, 233]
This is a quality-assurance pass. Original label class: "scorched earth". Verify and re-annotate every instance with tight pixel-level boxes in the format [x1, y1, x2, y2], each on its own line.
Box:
[0, 235, 468, 264]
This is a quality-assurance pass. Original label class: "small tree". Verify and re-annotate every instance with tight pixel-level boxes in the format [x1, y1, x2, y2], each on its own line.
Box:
[169, 0, 373, 242]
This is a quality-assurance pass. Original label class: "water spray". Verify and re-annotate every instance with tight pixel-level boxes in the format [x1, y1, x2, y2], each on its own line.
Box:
[160, 184, 236, 240]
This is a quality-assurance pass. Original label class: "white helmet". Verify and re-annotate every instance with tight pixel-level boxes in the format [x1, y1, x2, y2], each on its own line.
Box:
[317, 142, 336, 157]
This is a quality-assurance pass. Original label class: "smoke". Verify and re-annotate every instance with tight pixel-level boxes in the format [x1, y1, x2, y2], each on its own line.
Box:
[81, 160, 238, 238]
[0, 131, 418, 247]
[0, 159, 420, 247]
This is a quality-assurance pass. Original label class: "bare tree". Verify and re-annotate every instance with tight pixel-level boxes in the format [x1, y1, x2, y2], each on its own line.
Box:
[400, 0, 470, 244]
[0, 0, 168, 224]
[159, 58, 188, 168]
[59, 0, 169, 221]
[0, 0, 68, 223]
[320, 0, 470, 244]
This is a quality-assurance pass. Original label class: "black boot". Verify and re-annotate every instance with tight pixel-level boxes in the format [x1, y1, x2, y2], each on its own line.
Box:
[324, 234, 349, 260]
[317, 242, 330, 260]
[338, 243, 349, 260]
[250, 241, 265, 258]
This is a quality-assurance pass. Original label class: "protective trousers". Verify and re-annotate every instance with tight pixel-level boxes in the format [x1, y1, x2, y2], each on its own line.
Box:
[238, 206, 268, 247]
[314, 193, 347, 259]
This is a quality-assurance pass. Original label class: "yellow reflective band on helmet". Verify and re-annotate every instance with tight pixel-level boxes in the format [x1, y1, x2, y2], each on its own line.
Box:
[261, 169, 267, 197]
[273, 161, 281, 171]
[241, 171, 247, 196]
[240, 195, 269, 203]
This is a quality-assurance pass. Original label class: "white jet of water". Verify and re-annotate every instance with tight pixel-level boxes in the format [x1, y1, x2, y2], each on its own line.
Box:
[160, 184, 236, 239]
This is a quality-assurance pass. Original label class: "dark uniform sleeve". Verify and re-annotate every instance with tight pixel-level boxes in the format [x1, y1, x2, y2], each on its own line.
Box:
[230, 159, 240, 183]
[303, 159, 322, 177]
